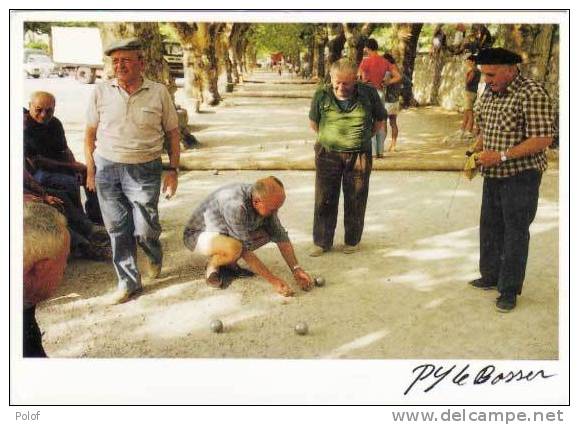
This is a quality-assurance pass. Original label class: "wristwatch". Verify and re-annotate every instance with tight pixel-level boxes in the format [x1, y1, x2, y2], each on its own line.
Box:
[500, 151, 508, 162]
[292, 265, 303, 273]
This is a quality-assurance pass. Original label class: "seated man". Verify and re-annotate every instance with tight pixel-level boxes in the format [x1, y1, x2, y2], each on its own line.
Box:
[23, 202, 70, 357]
[24, 167, 111, 261]
[24, 92, 102, 224]
[183, 176, 314, 297]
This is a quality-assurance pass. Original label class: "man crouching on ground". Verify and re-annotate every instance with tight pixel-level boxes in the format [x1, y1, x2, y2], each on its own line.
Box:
[183, 176, 314, 296]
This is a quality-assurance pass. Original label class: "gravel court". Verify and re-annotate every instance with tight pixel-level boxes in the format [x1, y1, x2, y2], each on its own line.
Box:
[37, 169, 559, 359]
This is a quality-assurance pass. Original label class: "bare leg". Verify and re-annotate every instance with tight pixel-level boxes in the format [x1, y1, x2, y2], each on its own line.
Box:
[195, 232, 243, 275]
[387, 115, 399, 151]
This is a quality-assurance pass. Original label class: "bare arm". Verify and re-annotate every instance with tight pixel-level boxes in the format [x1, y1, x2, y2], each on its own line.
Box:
[241, 249, 294, 296]
[309, 120, 319, 133]
[477, 136, 553, 167]
[84, 126, 97, 191]
[162, 127, 181, 199]
[277, 241, 313, 290]
[386, 64, 403, 86]
[466, 69, 475, 84]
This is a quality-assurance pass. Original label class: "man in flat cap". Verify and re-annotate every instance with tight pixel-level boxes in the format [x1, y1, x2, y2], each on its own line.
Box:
[84, 38, 181, 304]
[469, 47, 554, 312]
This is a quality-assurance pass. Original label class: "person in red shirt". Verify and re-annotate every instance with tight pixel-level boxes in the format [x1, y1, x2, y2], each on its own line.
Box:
[358, 39, 401, 157]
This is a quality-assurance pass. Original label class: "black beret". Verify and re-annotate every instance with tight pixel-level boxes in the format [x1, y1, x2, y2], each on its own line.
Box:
[475, 48, 522, 65]
[104, 38, 142, 56]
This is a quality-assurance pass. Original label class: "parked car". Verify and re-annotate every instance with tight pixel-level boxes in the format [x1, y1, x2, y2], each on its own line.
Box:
[23, 53, 65, 79]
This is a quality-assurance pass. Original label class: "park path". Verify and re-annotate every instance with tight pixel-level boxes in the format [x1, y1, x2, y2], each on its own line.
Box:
[23, 70, 557, 172]
[176, 69, 473, 171]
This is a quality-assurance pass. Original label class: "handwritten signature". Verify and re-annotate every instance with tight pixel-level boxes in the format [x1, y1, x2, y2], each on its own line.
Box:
[404, 363, 556, 395]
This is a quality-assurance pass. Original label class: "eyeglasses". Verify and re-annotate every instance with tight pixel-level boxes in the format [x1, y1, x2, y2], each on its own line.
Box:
[112, 58, 138, 66]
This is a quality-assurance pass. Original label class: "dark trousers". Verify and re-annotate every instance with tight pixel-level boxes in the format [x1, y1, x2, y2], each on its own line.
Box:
[479, 170, 542, 296]
[23, 306, 47, 358]
[313, 143, 372, 249]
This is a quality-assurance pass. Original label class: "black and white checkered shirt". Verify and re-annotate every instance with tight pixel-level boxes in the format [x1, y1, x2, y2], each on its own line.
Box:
[474, 73, 554, 178]
[183, 183, 289, 250]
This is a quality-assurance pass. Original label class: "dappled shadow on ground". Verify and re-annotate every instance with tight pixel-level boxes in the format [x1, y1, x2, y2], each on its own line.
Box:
[39, 170, 559, 360]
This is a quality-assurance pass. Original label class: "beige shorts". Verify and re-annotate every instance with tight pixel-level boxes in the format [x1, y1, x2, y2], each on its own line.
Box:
[384, 101, 400, 116]
[464, 91, 477, 110]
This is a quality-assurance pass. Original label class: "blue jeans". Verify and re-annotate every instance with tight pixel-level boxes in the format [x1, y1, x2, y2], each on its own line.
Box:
[94, 154, 163, 292]
[33, 169, 82, 208]
[371, 90, 386, 156]
[372, 128, 386, 156]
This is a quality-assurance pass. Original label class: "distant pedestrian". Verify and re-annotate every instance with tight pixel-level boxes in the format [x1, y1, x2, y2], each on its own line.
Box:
[458, 54, 481, 140]
[382, 53, 403, 152]
[430, 24, 447, 57]
[358, 38, 401, 158]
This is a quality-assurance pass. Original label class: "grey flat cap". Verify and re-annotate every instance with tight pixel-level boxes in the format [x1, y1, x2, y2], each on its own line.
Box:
[104, 38, 143, 56]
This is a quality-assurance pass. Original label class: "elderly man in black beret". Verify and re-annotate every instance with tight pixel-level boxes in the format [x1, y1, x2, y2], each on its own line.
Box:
[469, 48, 554, 312]
[84, 38, 181, 304]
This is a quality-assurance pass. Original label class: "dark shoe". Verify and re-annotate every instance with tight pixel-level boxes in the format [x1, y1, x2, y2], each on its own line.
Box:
[206, 269, 223, 288]
[469, 277, 497, 290]
[89, 225, 110, 245]
[223, 263, 255, 278]
[495, 292, 517, 313]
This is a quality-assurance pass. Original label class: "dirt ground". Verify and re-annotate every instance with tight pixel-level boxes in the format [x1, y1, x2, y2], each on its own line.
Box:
[26, 71, 559, 360]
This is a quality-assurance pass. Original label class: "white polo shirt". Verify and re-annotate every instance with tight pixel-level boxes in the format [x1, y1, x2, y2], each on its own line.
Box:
[86, 78, 179, 164]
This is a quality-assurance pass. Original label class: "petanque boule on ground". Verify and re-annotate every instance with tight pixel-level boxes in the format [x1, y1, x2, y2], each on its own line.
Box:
[294, 322, 308, 335]
[314, 276, 325, 287]
[210, 319, 224, 333]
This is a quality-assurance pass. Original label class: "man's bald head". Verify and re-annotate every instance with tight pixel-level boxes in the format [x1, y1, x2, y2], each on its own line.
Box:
[252, 176, 286, 217]
[28, 91, 56, 124]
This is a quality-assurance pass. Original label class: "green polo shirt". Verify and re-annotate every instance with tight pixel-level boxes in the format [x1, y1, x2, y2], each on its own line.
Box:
[309, 82, 386, 152]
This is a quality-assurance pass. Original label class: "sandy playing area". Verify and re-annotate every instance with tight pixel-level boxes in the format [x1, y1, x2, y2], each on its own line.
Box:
[37, 169, 559, 359]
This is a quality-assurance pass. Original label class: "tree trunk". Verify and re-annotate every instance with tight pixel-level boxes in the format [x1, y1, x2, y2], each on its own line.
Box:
[327, 23, 346, 64]
[313, 25, 327, 80]
[392, 23, 423, 108]
[182, 45, 204, 113]
[501, 24, 556, 82]
[203, 23, 225, 106]
[429, 49, 445, 105]
[344, 23, 376, 66]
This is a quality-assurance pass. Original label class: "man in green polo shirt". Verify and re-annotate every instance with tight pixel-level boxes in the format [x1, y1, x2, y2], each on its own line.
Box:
[308, 59, 386, 256]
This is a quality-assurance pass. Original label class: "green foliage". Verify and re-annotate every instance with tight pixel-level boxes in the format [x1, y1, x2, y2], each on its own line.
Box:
[370, 24, 394, 52]
[159, 23, 180, 42]
[249, 23, 313, 59]
[24, 41, 49, 51]
[24, 21, 97, 34]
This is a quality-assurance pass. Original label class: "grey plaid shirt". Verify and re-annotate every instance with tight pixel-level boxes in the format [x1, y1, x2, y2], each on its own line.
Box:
[184, 183, 289, 249]
[474, 73, 554, 178]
